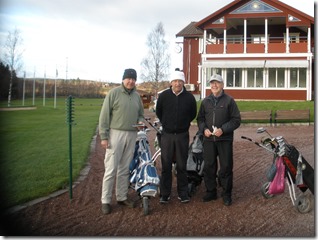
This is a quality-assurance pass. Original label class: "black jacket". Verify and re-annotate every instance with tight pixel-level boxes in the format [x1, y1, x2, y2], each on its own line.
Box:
[197, 91, 241, 141]
[156, 87, 197, 134]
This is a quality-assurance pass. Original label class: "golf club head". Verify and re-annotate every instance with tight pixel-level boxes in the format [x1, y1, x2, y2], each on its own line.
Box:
[256, 127, 266, 134]
[257, 127, 273, 138]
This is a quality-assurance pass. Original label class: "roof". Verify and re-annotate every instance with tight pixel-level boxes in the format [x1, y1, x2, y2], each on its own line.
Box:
[176, 22, 204, 38]
[195, 0, 314, 29]
[177, 0, 314, 37]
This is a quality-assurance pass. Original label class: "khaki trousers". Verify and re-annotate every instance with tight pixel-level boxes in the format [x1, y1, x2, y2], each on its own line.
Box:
[101, 129, 137, 204]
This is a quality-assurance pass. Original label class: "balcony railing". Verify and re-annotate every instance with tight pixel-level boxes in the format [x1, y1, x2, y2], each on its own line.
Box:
[205, 36, 310, 54]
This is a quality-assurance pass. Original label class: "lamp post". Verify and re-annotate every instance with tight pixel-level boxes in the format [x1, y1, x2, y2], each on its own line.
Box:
[22, 71, 26, 106]
[32, 67, 35, 106]
[54, 67, 58, 108]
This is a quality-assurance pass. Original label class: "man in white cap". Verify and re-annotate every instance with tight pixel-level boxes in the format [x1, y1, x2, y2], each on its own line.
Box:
[156, 69, 197, 203]
[197, 74, 241, 206]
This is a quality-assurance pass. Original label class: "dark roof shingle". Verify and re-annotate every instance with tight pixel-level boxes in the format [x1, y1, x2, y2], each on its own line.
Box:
[176, 22, 203, 37]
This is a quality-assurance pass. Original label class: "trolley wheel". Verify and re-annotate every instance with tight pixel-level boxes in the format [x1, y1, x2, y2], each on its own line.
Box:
[295, 195, 312, 214]
[142, 197, 149, 216]
[261, 182, 274, 199]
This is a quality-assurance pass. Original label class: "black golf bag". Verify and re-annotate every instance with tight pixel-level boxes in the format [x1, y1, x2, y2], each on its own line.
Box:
[186, 132, 204, 196]
[282, 144, 314, 195]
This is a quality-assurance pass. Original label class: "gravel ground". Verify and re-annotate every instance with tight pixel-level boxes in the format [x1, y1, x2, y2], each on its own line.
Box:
[1, 111, 315, 237]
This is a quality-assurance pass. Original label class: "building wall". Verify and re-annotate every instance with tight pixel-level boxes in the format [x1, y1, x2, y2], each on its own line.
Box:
[183, 38, 201, 92]
[206, 89, 307, 100]
[180, 1, 314, 101]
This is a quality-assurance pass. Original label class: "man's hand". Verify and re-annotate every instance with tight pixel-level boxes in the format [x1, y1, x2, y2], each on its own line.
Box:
[204, 128, 213, 137]
[136, 121, 146, 131]
[101, 139, 110, 149]
[204, 126, 223, 137]
[213, 127, 223, 137]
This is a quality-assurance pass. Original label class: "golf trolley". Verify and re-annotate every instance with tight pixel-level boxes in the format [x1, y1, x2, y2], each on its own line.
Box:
[241, 127, 314, 214]
[129, 117, 161, 215]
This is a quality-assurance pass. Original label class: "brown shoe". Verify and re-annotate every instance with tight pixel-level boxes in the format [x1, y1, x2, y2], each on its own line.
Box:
[102, 203, 111, 214]
[117, 199, 135, 208]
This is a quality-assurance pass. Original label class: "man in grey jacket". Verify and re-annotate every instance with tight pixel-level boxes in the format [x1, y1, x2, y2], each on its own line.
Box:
[99, 68, 144, 214]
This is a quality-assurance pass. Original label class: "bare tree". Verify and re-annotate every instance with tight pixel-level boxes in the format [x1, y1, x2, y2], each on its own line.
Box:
[3, 28, 24, 106]
[140, 22, 170, 97]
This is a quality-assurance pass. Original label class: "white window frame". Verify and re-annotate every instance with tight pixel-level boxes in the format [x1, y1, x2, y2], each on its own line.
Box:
[284, 32, 300, 43]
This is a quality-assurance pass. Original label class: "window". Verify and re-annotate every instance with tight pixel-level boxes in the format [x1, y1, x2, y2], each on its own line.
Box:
[251, 35, 267, 44]
[255, 68, 263, 87]
[299, 69, 306, 87]
[206, 68, 222, 87]
[226, 68, 242, 87]
[268, 68, 285, 88]
[290, 69, 298, 87]
[247, 68, 263, 87]
[284, 33, 300, 43]
[231, 0, 281, 13]
[277, 69, 285, 87]
[227, 35, 243, 44]
[289, 68, 306, 88]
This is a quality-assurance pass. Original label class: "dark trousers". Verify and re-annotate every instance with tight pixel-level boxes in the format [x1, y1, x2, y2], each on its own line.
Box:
[160, 131, 189, 197]
[203, 140, 233, 197]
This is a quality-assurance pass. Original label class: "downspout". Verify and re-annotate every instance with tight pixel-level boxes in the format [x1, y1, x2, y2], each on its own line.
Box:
[203, 30, 207, 54]
[223, 29, 227, 54]
[265, 18, 268, 53]
[244, 19, 247, 53]
[286, 27, 289, 53]
[307, 27, 312, 100]
[198, 64, 202, 99]
[187, 40, 191, 84]
[307, 27, 311, 53]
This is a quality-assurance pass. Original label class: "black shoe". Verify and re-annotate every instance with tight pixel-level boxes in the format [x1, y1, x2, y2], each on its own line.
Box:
[178, 195, 190, 203]
[159, 196, 170, 204]
[223, 196, 232, 206]
[102, 203, 111, 214]
[117, 199, 135, 208]
[203, 193, 217, 202]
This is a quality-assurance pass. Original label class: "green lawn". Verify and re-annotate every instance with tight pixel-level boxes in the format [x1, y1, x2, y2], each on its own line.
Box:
[0, 97, 104, 209]
[0, 97, 314, 210]
[196, 100, 314, 123]
[236, 100, 314, 123]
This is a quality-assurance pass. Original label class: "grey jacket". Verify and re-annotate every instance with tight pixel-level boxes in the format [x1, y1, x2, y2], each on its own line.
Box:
[197, 91, 241, 141]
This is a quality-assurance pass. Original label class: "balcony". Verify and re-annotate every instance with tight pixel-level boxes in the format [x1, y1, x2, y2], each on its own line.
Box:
[205, 36, 310, 54]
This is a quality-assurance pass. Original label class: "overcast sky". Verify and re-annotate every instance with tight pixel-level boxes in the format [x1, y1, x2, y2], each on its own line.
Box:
[0, 0, 315, 83]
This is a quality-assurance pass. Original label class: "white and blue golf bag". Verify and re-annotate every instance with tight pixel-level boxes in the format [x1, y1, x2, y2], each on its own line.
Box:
[129, 131, 160, 198]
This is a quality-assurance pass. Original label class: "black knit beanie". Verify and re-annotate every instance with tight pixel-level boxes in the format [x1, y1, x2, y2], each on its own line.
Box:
[122, 68, 137, 80]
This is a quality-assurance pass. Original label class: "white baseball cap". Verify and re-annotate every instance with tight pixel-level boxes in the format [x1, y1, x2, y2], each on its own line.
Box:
[209, 74, 223, 83]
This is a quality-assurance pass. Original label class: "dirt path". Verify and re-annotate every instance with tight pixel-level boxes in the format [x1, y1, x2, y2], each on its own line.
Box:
[1, 112, 315, 237]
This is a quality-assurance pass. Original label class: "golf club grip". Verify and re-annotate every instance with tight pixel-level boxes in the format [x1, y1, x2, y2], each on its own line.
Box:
[241, 136, 261, 147]
[241, 136, 252, 141]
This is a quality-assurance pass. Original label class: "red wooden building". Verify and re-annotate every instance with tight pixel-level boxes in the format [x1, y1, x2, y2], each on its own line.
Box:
[176, 0, 314, 100]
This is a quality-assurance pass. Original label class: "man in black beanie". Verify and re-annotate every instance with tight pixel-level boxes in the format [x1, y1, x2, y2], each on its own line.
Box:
[99, 68, 144, 214]
[122, 68, 137, 81]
